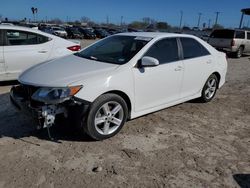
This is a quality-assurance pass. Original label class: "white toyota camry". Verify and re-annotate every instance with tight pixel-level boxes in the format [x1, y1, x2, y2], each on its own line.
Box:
[0, 25, 81, 81]
[10, 32, 227, 140]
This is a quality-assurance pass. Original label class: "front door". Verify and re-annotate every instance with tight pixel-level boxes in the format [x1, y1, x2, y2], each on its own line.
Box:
[133, 38, 184, 112]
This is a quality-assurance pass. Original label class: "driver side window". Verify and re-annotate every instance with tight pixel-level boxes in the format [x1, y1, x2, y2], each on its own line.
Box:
[144, 38, 179, 64]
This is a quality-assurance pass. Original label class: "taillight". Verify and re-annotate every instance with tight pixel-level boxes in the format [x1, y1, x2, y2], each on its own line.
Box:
[67, 45, 81, 52]
[231, 39, 235, 47]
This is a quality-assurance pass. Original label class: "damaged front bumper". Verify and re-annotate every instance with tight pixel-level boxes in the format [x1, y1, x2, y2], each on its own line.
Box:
[10, 85, 89, 132]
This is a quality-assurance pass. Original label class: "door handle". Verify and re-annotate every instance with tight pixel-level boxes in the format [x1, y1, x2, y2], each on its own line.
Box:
[174, 66, 183, 71]
[38, 50, 48, 53]
[206, 60, 212, 64]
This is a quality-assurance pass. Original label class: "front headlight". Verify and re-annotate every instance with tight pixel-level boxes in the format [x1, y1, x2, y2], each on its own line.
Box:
[31, 86, 82, 104]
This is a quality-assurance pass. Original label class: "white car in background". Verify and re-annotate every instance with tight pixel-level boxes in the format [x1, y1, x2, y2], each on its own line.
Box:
[50, 27, 68, 38]
[11, 33, 227, 140]
[0, 25, 81, 81]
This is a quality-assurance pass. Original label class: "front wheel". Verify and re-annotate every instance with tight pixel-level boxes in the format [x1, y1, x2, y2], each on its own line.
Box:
[200, 74, 218, 103]
[83, 94, 128, 140]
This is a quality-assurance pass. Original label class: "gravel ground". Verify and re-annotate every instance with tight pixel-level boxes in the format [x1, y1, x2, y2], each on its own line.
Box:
[0, 41, 250, 187]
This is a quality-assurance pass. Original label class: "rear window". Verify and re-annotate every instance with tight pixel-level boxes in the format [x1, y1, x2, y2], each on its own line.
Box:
[235, 31, 245, 39]
[5, 30, 50, 46]
[180, 38, 210, 59]
[210, 30, 235, 39]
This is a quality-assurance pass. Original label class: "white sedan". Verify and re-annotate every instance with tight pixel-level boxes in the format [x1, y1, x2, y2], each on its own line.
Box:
[11, 32, 227, 140]
[0, 25, 81, 81]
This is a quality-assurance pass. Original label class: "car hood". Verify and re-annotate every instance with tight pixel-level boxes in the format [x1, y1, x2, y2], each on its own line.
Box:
[19, 55, 119, 87]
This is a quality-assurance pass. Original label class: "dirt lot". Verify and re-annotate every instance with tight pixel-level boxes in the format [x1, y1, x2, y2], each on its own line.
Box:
[0, 41, 250, 187]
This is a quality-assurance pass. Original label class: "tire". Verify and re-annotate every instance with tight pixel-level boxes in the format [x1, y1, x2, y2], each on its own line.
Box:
[200, 74, 218, 103]
[235, 46, 243, 58]
[83, 94, 128, 141]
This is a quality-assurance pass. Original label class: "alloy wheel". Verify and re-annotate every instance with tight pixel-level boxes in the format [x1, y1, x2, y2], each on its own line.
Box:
[94, 101, 124, 135]
[204, 78, 217, 100]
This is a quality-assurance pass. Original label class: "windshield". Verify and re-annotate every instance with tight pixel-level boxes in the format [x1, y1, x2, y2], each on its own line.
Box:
[75, 35, 151, 65]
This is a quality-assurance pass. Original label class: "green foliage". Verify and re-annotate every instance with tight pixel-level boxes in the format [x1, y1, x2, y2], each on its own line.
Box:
[128, 21, 148, 29]
[156, 22, 170, 30]
[213, 24, 224, 29]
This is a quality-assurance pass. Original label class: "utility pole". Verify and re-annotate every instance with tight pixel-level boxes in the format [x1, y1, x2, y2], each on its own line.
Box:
[239, 12, 244, 29]
[215, 11, 220, 26]
[179, 11, 183, 29]
[106, 15, 109, 25]
[120, 16, 123, 26]
[208, 19, 211, 28]
[197, 13, 202, 28]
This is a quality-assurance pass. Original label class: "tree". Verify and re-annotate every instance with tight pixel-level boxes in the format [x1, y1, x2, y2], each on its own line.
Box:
[213, 24, 224, 29]
[142, 17, 151, 24]
[31, 7, 35, 21]
[49, 18, 63, 24]
[142, 17, 156, 25]
[31, 7, 38, 21]
[156, 22, 170, 30]
[81, 16, 90, 23]
[128, 21, 148, 29]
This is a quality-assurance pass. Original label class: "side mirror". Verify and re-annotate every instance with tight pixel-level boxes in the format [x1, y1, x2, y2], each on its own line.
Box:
[141, 56, 159, 67]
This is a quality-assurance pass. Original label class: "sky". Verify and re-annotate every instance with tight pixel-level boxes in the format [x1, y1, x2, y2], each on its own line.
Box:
[0, 0, 249, 28]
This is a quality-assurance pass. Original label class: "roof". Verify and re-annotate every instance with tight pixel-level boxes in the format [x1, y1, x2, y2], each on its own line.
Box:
[0, 24, 38, 31]
[0, 25, 52, 37]
[116, 32, 194, 39]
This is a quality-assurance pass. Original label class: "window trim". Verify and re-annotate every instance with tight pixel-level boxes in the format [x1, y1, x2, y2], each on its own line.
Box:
[3, 29, 50, 46]
[178, 37, 211, 60]
[138, 37, 182, 66]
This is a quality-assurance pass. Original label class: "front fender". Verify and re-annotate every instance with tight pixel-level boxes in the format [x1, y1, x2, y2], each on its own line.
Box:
[73, 68, 135, 111]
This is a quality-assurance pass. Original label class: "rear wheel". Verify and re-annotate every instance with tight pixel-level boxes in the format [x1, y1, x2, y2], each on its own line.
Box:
[83, 94, 128, 140]
[200, 74, 218, 103]
[235, 46, 243, 58]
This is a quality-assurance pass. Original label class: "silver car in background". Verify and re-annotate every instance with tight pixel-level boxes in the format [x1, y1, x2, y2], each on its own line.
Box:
[208, 29, 250, 58]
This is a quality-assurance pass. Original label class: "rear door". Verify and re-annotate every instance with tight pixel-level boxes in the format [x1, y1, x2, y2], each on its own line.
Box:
[0, 30, 5, 80]
[3, 29, 53, 80]
[235, 30, 246, 51]
[179, 37, 214, 98]
[246, 32, 250, 52]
